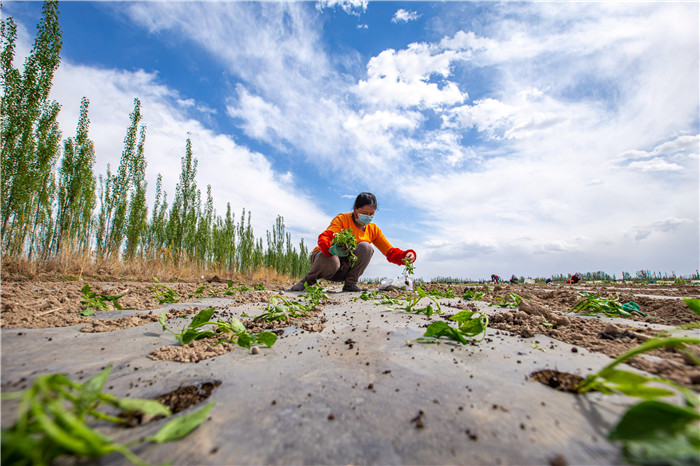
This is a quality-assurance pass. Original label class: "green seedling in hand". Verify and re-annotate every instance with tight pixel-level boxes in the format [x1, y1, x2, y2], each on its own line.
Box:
[331, 229, 358, 265]
[80, 284, 125, 316]
[570, 292, 644, 318]
[1, 365, 213, 466]
[149, 278, 181, 304]
[408, 309, 489, 344]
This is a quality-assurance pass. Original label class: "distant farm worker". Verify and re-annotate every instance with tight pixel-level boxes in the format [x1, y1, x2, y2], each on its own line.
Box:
[491, 274, 500, 284]
[567, 273, 581, 284]
[290, 192, 417, 292]
[545, 277, 552, 284]
[510, 275, 518, 284]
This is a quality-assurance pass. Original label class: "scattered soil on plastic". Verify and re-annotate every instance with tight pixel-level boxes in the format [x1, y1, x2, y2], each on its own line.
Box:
[529, 369, 584, 393]
[2, 279, 698, 381]
[149, 337, 237, 363]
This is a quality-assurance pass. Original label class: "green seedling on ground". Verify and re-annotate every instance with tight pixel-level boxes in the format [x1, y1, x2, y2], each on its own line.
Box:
[189, 284, 219, 299]
[570, 292, 644, 318]
[576, 336, 700, 465]
[408, 309, 489, 344]
[404, 286, 443, 315]
[222, 281, 254, 295]
[426, 287, 455, 299]
[331, 228, 358, 265]
[356, 290, 381, 301]
[385, 285, 442, 316]
[79, 284, 125, 316]
[253, 283, 328, 322]
[149, 278, 181, 305]
[492, 292, 524, 308]
[462, 290, 485, 301]
[683, 298, 700, 317]
[374, 294, 404, 306]
[254, 283, 266, 291]
[1, 365, 214, 466]
[159, 307, 277, 349]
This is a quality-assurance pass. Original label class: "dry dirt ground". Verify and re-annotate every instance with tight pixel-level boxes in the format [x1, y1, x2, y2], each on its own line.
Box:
[2, 279, 697, 384]
[1, 278, 699, 464]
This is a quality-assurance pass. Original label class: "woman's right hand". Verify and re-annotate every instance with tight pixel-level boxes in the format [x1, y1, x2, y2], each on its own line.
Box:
[329, 244, 348, 257]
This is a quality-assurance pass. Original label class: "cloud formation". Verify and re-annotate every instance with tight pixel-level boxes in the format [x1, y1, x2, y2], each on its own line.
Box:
[9, 1, 696, 279]
[392, 9, 421, 24]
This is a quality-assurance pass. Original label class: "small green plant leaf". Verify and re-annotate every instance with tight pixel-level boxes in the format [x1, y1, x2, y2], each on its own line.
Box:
[190, 307, 216, 329]
[683, 298, 700, 316]
[608, 400, 700, 441]
[256, 332, 278, 347]
[146, 402, 215, 444]
[237, 333, 253, 349]
[116, 398, 172, 417]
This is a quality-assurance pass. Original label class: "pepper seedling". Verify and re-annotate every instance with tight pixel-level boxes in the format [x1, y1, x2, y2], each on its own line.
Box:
[159, 307, 277, 349]
[408, 309, 489, 344]
[575, 336, 700, 465]
[570, 292, 644, 318]
[149, 278, 181, 304]
[1, 365, 214, 466]
[331, 229, 358, 265]
[80, 284, 126, 316]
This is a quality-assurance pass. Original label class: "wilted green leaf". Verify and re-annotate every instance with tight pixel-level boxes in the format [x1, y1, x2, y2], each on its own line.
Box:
[116, 398, 171, 417]
[146, 402, 215, 444]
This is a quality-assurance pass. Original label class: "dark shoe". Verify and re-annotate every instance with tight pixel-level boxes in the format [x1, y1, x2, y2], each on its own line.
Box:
[342, 283, 365, 292]
[290, 280, 310, 291]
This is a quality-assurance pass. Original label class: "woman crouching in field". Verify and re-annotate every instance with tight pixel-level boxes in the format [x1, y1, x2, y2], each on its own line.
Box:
[290, 192, 417, 292]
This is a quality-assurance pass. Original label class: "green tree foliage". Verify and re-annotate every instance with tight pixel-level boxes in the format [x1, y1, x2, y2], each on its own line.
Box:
[52, 97, 96, 255]
[167, 136, 199, 263]
[145, 173, 169, 257]
[1, 0, 62, 256]
[96, 98, 143, 258]
[124, 122, 148, 260]
[0, 1, 310, 278]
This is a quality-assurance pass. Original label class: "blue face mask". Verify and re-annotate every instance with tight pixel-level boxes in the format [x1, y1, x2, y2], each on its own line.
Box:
[357, 213, 374, 226]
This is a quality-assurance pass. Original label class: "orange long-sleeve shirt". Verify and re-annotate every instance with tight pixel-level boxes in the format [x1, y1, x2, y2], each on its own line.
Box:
[313, 212, 415, 265]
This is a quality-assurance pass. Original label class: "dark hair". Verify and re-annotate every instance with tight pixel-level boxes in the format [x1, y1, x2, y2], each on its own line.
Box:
[354, 192, 377, 210]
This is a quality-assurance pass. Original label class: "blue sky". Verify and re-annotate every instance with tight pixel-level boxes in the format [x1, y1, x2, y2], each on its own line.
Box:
[5, 1, 699, 280]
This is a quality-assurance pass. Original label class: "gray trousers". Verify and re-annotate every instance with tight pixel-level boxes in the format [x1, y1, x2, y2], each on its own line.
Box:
[302, 241, 374, 286]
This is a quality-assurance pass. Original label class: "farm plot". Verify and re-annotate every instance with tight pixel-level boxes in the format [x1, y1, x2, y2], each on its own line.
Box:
[1, 280, 698, 465]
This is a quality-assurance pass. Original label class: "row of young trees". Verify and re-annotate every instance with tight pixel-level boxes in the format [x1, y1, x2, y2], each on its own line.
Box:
[1, 1, 311, 278]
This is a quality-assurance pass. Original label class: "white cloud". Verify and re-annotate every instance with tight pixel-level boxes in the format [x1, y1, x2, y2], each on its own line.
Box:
[356, 43, 468, 109]
[49, 60, 329, 243]
[628, 158, 684, 172]
[316, 0, 367, 16]
[392, 9, 421, 24]
[17, 0, 696, 279]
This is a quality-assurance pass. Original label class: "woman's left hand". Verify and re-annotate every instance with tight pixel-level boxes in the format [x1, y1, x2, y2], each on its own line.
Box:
[404, 251, 416, 263]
